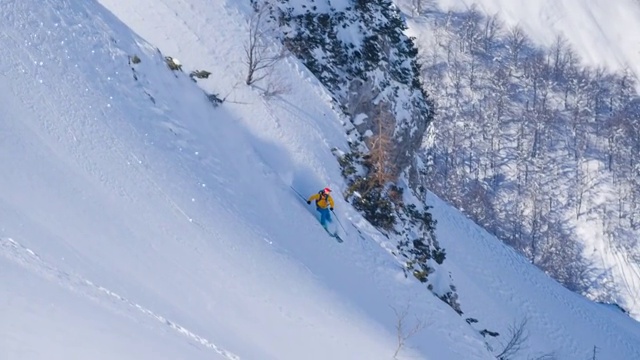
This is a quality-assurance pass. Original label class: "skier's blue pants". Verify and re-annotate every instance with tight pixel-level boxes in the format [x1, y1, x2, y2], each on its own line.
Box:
[317, 207, 332, 227]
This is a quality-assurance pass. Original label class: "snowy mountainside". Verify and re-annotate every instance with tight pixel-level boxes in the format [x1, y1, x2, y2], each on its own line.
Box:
[1, 0, 487, 359]
[431, 193, 640, 359]
[255, 0, 457, 305]
[272, 0, 432, 176]
[2, 0, 640, 359]
[97, 0, 460, 311]
[396, 0, 640, 320]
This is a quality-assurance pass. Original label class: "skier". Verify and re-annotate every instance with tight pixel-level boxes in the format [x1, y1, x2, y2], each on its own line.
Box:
[307, 187, 335, 229]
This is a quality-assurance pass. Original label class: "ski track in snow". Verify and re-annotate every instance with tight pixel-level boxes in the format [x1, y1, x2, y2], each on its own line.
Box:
[0, 237, 240, 360]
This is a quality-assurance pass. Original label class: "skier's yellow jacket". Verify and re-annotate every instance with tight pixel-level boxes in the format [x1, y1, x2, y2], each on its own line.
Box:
[308, 192, 334, 209]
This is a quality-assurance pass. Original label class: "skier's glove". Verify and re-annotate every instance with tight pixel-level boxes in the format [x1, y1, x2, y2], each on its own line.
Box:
[330, 207, 334, 211]
[307, 200, 311, 204]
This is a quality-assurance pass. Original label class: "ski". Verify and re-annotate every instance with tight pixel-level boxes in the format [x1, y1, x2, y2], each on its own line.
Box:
[324, 226, 343, 243]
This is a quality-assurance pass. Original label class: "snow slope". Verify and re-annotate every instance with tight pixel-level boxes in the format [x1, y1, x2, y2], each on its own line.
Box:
[1, 0, 488, 359]
[403, 0, 640, 319]
[1, 0, 640, 359]
[431, 193, 640, 359]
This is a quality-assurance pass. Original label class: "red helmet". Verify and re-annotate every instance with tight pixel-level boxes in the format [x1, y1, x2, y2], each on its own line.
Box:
[323, 187, 331, 193]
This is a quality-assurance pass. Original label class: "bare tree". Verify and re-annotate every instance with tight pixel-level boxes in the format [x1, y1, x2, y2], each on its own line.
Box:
[260, 71, 291, 98]
[496, 318, 529, 360]
[367, 114, 397, 188]
[411, 0, 436, 16]
[575, 159, 598, 219]
[481, 14, 503, 54]
[459, 6, 483, 54]
[244, 4, 285, 85]
[506, 25, 529, 71]
[391, 305, 426, 359]
[548, 35, 571, 81]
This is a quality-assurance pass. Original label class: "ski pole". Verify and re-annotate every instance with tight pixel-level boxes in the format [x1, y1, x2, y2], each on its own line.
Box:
[332, 209, 347, 233]
[289, 186, 307, 202]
